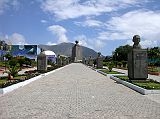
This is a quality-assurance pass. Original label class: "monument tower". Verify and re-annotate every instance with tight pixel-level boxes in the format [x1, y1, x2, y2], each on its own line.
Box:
[72, 41, 82, 62]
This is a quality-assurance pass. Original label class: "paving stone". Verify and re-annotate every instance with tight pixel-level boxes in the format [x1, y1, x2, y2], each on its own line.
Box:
[0, 63, 160, 119]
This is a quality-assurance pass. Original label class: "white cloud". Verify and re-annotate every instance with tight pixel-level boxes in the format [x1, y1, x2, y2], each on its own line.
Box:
[48, 25, 69, 43]
[140, 39, 159, 48]
[126, 39, 159, 49]
[1, 33, 28, 45]
[98, 10, 160, 48]
[74, 35, 106, 51]
[0, 0, 19, 15]
[46, 41, 56, 45]
[98, 32, 129, 40]
[41, 19, 47, 23]
[95, 40, 105, 50]
[75, 19, 103, 27]
[9, 33, 27, 45]
[74, 35, 90, 47]
[41, 0, 141, 20]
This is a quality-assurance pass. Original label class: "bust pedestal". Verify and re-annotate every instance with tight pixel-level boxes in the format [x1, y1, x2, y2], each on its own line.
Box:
[128, 35, 148, 80]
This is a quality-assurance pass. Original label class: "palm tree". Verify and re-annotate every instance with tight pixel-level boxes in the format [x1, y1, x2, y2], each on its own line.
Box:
[3, 59, 20, 80]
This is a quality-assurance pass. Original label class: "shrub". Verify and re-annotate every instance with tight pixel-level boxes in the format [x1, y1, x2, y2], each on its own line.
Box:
[117, 62, 122, 67]
[108, 62, 114, 72]
[122, 60, 127, 68]
[103, 62, 108, 66]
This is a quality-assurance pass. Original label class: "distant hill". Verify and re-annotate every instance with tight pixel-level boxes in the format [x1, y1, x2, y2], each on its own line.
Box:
[38, 42, 98, 58]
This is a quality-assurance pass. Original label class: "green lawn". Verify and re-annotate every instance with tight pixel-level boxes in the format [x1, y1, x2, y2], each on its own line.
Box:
[116, 76, 129, 80]
[0, 77, 8, 88]
[133, 82, 160, 89]
[148, 67, 160, 72]
[100, 69, 122, 74]
[116, 76, 160, 90]
[0, 78, 8, 84]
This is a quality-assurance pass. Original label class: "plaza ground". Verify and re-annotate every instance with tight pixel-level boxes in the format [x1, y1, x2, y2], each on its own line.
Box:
[0, 63, 160, 119]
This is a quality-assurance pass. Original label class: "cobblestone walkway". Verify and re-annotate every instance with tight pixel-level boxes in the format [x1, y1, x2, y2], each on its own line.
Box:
[0, 63, 160, 119]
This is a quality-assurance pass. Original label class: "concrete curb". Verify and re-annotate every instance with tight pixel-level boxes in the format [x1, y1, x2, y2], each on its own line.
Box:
[97, 70, 108, 76]
[0, 65, 68, 95]
[88, 66, 125, 77]
[110, 75, 160, 95]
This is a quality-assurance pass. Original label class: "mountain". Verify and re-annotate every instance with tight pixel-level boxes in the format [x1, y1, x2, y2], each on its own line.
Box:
[38, 42, 98, 58]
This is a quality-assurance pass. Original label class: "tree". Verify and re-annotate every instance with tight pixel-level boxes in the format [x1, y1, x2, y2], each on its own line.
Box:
[4, 53, 12, 60]
[17, 56, 25, 69]
[113, 45, 132, 62]
[24, 57, 31, 66]
[3, 58, 20, 79]
[147, 47, 160, 66]
[104, 56, 112, 62]
[16, 56, 32, 69]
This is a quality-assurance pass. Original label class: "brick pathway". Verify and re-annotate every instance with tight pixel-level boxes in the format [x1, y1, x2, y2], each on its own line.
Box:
[0, 63, 160, 119]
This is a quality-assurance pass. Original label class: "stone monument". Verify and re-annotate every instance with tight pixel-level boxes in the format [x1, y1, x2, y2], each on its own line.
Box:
[37, 53, 47, 71]
[85, 59, 88, 65]
[96, 52, 103, 68]
[128, 35, 148, 80]
[82, 57, 86, 64]
[72, 41, 82, 62]
[62, 57, 67, 66]
[56, 55, 61, 67]
[88, 56, 93, 66]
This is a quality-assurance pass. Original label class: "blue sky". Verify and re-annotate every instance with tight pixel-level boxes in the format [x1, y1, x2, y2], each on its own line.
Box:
[0, 0, 160, 56]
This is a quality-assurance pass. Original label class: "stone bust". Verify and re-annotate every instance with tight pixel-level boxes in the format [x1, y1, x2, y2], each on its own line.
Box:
[97, 52, 101, 57]
[133, 35, 141, 49]
[75, 40, 79, 44]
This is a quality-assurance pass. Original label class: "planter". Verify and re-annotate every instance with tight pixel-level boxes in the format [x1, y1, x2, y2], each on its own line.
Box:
[0, 65, 68, 95]
[0, 75, 42, 94]
[110, 75, 160, 95]
[148, 72, 160, 76]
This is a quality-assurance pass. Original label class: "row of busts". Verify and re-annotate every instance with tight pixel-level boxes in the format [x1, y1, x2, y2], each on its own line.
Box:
[83, 52, 103, 68]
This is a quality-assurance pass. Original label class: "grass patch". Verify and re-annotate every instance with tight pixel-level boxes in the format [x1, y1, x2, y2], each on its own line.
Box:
[0, 77, 19, 88]
[148, 67, 160, 72]
[116, 75, 129, 81]
[133, 82, 160, 90]
[116, 75, 160, 90]
[100, 69, 122, 74]
[0, 78, 8, 84]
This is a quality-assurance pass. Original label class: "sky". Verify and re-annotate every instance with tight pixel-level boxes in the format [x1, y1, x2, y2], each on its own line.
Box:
[0, 0, 160, 56]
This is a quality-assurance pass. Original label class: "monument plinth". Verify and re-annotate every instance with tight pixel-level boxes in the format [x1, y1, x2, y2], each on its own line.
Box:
[128, 35, 148, 80]
[72, 41, 82, 62]
[56, 55, 62, 67]
[96, 52, 103, 69]
[82, 57, 86, 64]
[37, 53, 47, 71]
